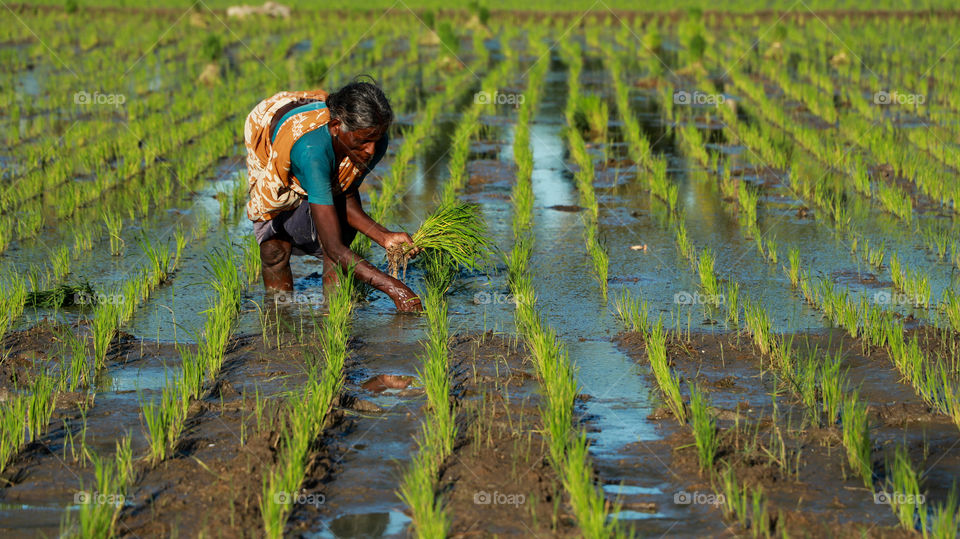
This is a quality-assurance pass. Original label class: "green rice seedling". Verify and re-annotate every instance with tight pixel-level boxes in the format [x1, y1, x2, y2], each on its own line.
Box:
[786, 247, 801, 288]
[942, 289, 960, 333]
[737, 181, 759, 228]
[102, 211, 123, 256]
[726, 281, 740, 326]
[138, 234, 171, 286]
[573, 94, 609, 142]
[697, 248, 721, 298]
[820, 349, 847, 424]
[173, 225, 187, 268]
[792, 347, 819, 418]
[0, 396, 27, 473]
[73, 445, 128, 538]
[840, 391, 872, 488]
[689, 383, 719, 474]
[647, 318, 687, 423]
[74, 223, 94, 253]
[613, 288, 649, 335]
[388, 202, 492, 279]
[58, 325, 89, 391]
[674, 221, 696, 265]
[562, 430, 622, 538]
[588, 240, 609, 301]
[930, 485, 958, 539]
[877, 182, 913, 221]
[141, 386, 179, 465]
[765, 237, 778, 265]
[51, 245, 71, 279]
[232, 171, 249, 213]
[398, 441, 450, 538]
[886, 444, 925, 532]
[218, 188, 231, 222]
[91, 300, 119, 370]
[0, 278, 27, 338]
[718, 464, 750, 529]
[867, 240, 885, 269]
[241, 234, 262, 285]
[743, 298, 773, 355]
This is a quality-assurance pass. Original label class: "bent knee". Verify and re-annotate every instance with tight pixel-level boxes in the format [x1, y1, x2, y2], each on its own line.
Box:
[260, 241, 291, 267]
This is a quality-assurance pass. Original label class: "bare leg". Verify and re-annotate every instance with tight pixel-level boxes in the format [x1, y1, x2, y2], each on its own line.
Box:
[260, 238, 294, 291]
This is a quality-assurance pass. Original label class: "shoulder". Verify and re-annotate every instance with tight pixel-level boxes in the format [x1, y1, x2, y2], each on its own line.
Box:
[291, 124, 333, 162]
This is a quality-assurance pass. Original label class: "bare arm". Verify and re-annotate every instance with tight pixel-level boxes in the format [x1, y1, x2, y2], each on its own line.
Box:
[309, 202, 421, 312]
[344, 190, 422, 255]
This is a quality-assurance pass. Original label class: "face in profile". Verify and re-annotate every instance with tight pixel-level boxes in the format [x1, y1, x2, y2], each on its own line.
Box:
[331, 121, 386, 170]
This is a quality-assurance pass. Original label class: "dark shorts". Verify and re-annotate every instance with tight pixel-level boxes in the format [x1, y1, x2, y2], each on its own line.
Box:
[252, 202, 324, 258]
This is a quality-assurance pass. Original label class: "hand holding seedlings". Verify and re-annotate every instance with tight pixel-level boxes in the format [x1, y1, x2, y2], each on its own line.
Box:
[380, 231, 422, 259]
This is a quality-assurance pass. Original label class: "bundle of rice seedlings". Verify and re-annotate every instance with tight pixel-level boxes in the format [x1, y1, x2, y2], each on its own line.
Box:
[25, 283, 95, 308]
[387, 202, 492, 279]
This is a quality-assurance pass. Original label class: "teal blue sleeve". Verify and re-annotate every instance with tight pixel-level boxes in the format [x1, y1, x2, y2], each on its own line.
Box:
[290, 128, 335, 205]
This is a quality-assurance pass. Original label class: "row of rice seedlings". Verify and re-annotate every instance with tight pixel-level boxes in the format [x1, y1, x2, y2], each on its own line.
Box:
[398, 277, 455, 536]
[613, 287, 778, 533]
[560, 40, 609, 300]
[141, 244, 246, 465]
[643, 314, 686, 423]
[510, 41, 550, 236]
[708, 39, 954, 272]
[260, 265, 355, 538]
[507, 52, 620, 538]
[603, 45, 655, 170]
[439, 56, 515, 205]
[772, 31, 958, 217]
[786, 251, 960, 434]
[90, 232, 184, 370]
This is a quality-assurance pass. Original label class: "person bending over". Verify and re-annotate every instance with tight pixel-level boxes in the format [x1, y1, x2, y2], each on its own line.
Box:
[243, 81, 422, 312]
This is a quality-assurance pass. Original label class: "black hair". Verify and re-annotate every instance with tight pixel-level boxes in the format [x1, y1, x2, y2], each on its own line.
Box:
[326, 77, 393, 133]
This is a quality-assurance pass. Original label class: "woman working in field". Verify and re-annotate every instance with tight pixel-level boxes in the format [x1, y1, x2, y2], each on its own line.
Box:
[243, 81, 423, 312]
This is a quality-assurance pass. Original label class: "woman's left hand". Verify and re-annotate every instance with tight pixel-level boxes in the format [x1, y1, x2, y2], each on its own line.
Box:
[381, 231, 422, 258]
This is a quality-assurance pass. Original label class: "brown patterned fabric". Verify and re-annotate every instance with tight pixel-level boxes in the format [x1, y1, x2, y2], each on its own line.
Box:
[243, 89, 365, 222]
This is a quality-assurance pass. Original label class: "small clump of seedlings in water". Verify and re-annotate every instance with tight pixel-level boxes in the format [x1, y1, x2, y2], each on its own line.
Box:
[101, 210, 124, 256]
[840, 390, 872, 488]
[689, 382, 719, 474]
[885, 444, 925, 532]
